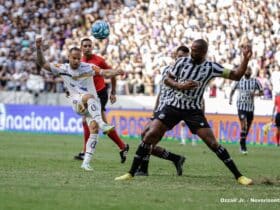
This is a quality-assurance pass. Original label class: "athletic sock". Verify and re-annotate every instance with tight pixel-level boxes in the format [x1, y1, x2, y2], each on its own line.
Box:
[277, 133, 280, 146]
[240, 130, 247, 150]
[82, 134, 98, 165]
[107, 129, 125, 150]
[214, 145, 242, 179]
[138, 154, 150, 173]
[129, 142, 151, 176]
[83, 121, 90, 153]
[151, 146, 181, 163]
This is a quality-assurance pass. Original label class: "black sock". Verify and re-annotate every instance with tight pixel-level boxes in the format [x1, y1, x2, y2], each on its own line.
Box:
[160, 150, 181, 163]
[240, 131, 246, 150]
[215, 145, 242, 179]
[138, 154, 150, 173]
[129, 142, 151, 176]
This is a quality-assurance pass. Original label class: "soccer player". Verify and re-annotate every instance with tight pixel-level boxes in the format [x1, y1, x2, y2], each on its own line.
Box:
[272, 92, 280, 146]
[135, 45, 190, 176]
[74, 37, 129, 163]
[35, 37, 123, 171]
[115, 39, 254, 186]
[229, 67, 263, 154]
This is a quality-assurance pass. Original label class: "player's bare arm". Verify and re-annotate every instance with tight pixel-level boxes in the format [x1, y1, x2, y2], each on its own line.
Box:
[229, 88, 236, 105]
[164, 74, 200, 91]
[101, 69, 124, 78]
[227, 44, 252, 81]
[110, 76, 117, 104]
[35, 37, 51, 72]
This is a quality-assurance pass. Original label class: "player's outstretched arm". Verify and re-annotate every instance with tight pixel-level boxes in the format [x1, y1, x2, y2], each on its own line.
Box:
[35, 36, 51, 72]
[101, 69, 124, 78]
[228, 44, 252, 81]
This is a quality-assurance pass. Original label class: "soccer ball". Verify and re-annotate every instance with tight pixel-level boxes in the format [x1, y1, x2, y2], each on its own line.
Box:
[91, 20, 110, 40]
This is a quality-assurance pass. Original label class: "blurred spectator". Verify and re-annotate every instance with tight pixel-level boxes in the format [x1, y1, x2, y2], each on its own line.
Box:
[0, 0, 278, 99]
[257, 69, 273, 99]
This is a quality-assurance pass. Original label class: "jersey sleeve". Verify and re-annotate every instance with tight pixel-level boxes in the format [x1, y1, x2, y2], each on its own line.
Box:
[168, 57, 185, 78]
[98, 57, 111, 69]
[49, 63, 64, 76]
[211, 62, 230, 78]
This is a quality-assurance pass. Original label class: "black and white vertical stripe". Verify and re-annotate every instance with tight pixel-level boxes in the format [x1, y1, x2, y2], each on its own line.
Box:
[232, 77, 263, 111]
[155, 65, 174, 112]
[165, 57, 225, 110]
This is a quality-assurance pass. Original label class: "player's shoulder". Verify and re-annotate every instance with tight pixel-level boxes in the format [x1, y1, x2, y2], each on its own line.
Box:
[52, 63, 67, 71]
[93, 54, 105, 60]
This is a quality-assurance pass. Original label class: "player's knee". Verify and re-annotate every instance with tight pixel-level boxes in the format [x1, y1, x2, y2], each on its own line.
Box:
[89, 121, 99, 133]
[82, 94, 94, 103]
[143, 128, 161, 144]
[141, 126, 149, 139]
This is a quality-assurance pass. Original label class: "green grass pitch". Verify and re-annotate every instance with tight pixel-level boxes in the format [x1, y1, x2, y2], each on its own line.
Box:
[0, 132, 279, 210]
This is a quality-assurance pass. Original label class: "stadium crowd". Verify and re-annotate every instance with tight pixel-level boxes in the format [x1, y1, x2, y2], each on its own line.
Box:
[0, 0, 279, 99]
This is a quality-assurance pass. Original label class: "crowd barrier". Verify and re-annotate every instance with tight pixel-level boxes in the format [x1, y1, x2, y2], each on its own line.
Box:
[0, 104, 277, 145]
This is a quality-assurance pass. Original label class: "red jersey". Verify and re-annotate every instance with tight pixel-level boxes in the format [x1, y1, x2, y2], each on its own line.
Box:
[81, 54, 111, 92]
[275, 95, 280, 113]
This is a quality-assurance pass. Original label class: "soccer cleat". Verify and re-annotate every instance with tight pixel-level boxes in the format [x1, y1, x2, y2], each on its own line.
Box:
[119, 144, 129, 163]
[114, 173, 133, 181]
[101, 124, 115, 134]
[237, 176, 253, 186]
[74, 152, 84, 161]
[81, 163, 93, 171]
[173, 156, 186, 176]
[240, 150, 248, 155]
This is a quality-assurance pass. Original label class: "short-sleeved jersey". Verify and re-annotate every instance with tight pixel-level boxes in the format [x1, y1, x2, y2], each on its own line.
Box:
[81, 54, 111, 92]
[155, 65, 173, 112]
[50, 62, 99, 98]
[166, 57, 227, 110]
[231, 77, 263, 112]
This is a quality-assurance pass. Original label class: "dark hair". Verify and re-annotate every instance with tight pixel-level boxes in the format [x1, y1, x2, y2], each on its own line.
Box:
[194, 39, 208, 52]
[80, 38, 92, 46]
[69, 47, 81, 53]
[176, 45, 189, 54]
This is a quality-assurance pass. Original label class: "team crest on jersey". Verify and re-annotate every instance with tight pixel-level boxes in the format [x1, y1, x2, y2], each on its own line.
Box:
[158, 113, 165, 119]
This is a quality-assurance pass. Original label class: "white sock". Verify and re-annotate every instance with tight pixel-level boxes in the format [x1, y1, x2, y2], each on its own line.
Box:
[180, 127, 186, 144]
[87, 98, 106, 128]
[82, 134, 98, 165]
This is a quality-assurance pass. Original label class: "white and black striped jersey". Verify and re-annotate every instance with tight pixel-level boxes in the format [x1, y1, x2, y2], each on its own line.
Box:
[155, 65, 173, 112]
[231, 77, 263, 112]
[166, 57, 228, 110]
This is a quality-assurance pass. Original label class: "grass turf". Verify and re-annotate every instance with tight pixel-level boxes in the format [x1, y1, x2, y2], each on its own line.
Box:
[0, 132, 279, 210]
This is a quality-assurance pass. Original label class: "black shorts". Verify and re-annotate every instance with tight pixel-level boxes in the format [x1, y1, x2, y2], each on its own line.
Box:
[238, 110, 254, 124]
[155, 105, 210, 134]
[275, 113, 280, 127]
[97, 88, 108, 111]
